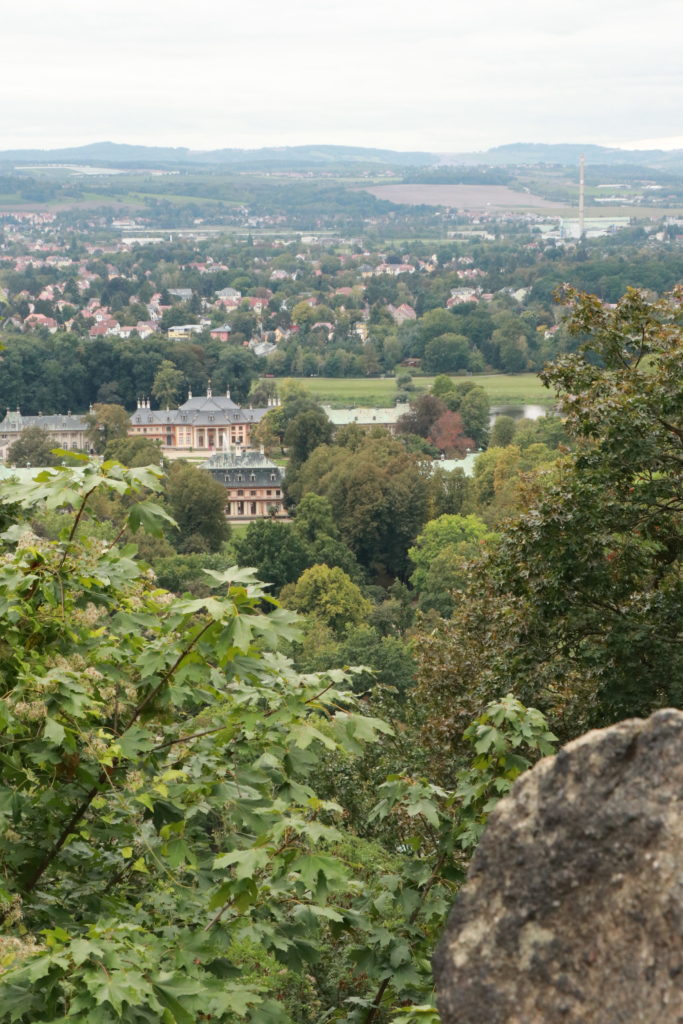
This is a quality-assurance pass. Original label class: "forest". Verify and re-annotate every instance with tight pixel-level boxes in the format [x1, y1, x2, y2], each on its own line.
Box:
[0, 286, 680, 1022]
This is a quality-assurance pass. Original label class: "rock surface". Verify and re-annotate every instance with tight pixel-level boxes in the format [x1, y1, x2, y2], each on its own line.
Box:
[434, 709, 683, 1023]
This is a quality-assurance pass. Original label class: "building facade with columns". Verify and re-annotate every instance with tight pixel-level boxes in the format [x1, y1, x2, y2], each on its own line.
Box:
[128, 385, 276, 452]
[201, 449, 285, 520]
[0, 409, 88, 459]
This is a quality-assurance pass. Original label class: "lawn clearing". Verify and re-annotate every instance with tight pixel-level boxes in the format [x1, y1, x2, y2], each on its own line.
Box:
[274, 373, 554, 408]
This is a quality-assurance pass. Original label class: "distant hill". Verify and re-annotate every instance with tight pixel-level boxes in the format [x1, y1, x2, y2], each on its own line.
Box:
[0, 141, 433, 169]
[2, 140, 683, 174]
[440, 142, 683, 172]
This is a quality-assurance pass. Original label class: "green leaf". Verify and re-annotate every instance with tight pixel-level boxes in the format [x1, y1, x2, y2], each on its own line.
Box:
[203, 565, 262, 588]
[289, 853, 349, 895]
[405, 797, 441, 828]
[208, 985, 264, 1017]
[153, 985, 195, 1024]
[69, 938, 98, 966]
[213, 847, 270, 878]
[43, 717, 66, 745]
[118, 725, 156, 759]
[128, 501, 177, 537]
[289, 723, 337, 751]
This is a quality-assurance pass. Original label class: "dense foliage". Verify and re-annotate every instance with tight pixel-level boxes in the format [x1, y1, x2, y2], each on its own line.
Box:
[416, 287, 683, 762]
[0, 458, 557, 1023]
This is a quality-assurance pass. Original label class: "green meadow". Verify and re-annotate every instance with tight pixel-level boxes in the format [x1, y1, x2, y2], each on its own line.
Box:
[287, 373, 554, 408]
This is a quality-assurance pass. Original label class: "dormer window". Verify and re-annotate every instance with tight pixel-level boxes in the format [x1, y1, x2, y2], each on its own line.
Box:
[209, 415, 214, 422]
[270, 473, 276, 481]
[250, 474, 256, 482]
[237, 474, 243, 482]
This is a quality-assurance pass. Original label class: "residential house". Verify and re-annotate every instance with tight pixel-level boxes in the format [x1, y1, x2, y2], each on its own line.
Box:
[167, 324, 204, 340]
[23, 314, 58, 333]
[373, 263, 416, 276]
[386, 303, 417, 325]
[209, 325, 232, 342]
[447, 288, 480, 307]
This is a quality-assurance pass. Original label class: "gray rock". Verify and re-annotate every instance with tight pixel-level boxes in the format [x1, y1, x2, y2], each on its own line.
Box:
[434, 709, 683, 1023]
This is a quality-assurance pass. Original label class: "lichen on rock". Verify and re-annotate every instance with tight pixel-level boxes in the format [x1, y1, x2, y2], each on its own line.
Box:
[434, 709, 683, 1023]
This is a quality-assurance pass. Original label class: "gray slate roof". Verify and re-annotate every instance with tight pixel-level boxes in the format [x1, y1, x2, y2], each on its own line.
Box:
[201, 449, 284, 487]
[0, 411, 87, 432]
[132, 393, 268, 428]
[321, 403, 410, 427]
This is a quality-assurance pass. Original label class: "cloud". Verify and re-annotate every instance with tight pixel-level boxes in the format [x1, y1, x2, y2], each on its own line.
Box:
[1, 0, 681, 152]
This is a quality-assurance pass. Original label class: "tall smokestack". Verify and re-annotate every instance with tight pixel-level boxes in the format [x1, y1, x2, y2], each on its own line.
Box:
[579, 154, 585, 239]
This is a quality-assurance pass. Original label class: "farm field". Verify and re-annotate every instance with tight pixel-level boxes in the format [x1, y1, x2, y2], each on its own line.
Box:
[361, 184, 683, 218]
[283, 373, 554, 408]
[361, 184, 562, 209]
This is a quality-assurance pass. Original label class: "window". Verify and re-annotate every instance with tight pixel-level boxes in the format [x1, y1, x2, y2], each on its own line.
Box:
[270, 474, 277, 481]
[237, 489, 244, 496]
[275, 489, 281, 496]
[237, 474, 242, 482]
[250, 502, 257, 515]
[266, 490, 272, 496]
[250, 490, 256, 496]
[250, 474, 256, 482]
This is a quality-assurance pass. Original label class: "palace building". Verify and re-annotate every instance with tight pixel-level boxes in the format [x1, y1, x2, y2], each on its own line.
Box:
[201, 448, 285, 520]
[128, 384, 276, 453]
[0, 409, 88, 459]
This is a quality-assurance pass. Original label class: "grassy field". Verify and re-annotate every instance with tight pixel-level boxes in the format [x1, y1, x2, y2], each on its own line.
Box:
[289, 373, 554, 408]
[229, 523, 250, 539]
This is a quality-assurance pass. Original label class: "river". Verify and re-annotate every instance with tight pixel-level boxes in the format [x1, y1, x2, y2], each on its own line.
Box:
[489, 404, 549, 424]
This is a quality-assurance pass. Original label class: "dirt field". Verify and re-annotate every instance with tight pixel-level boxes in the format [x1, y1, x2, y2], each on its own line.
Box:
[362, 184, 567, 209]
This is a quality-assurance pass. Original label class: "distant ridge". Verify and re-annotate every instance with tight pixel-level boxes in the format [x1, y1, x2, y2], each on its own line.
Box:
[2, 140, 683, 172]
[440, 142, 683, 170]
[0, 141, 433, 168]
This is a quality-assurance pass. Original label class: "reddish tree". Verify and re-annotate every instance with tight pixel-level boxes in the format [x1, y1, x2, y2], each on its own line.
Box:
[429, 411, 475, 457]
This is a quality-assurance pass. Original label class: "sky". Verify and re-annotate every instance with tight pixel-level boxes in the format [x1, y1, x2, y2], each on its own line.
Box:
[3, 0, 682, 154]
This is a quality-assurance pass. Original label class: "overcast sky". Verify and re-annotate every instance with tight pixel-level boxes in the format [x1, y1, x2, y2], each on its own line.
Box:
[3, 0, 682, 154]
